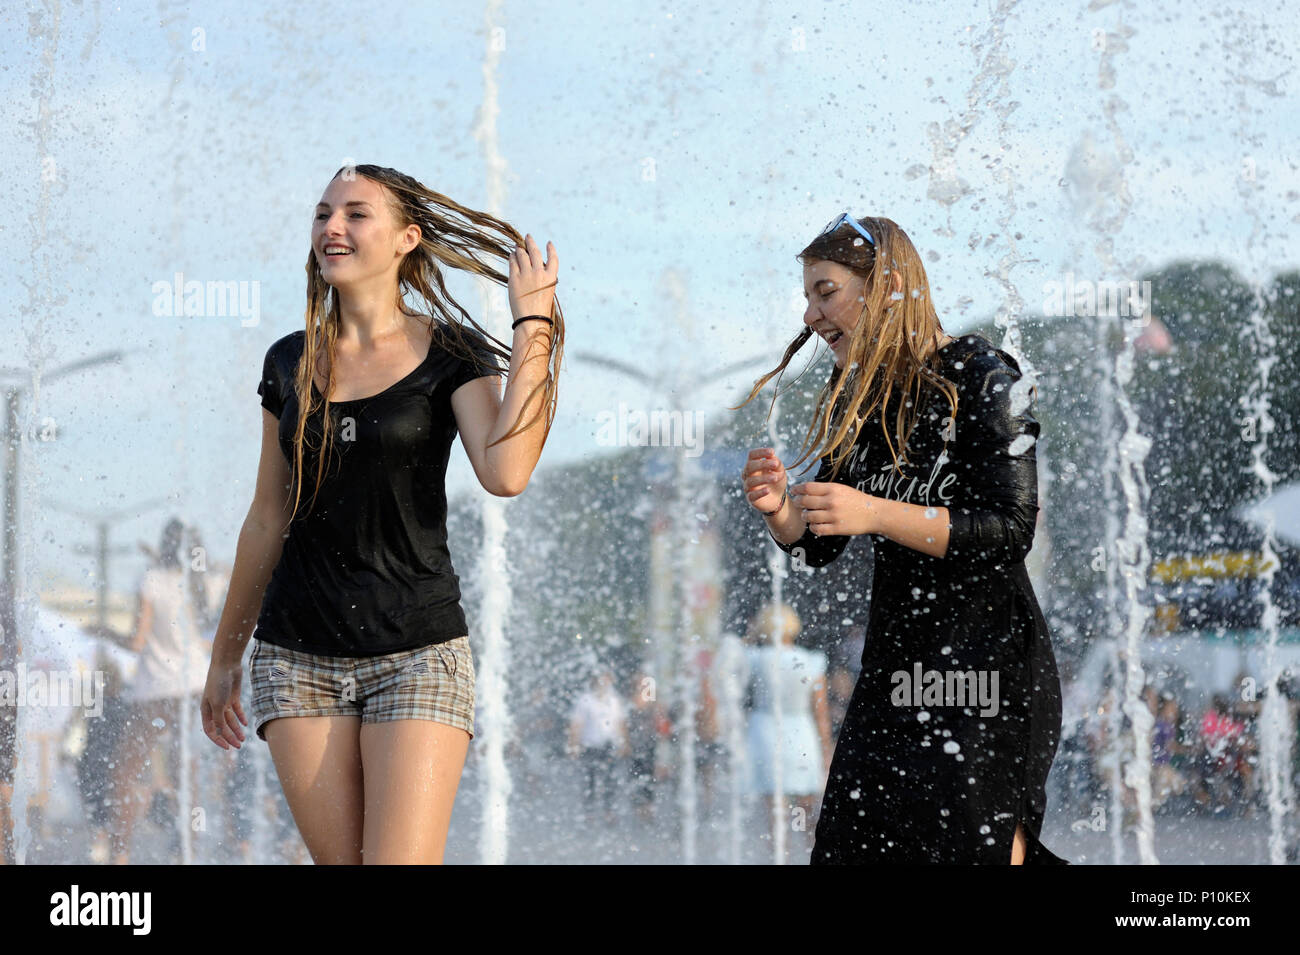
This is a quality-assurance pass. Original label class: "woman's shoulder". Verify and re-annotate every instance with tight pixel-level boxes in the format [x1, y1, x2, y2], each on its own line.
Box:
[433, 320, 507, 371]
[940, 333, 1024, 392]
[267, 328, 306, 358]
[260, 329, 306, 376]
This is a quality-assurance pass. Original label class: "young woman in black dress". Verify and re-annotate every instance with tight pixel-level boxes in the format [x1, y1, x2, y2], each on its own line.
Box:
[738, 214, 1066, 864]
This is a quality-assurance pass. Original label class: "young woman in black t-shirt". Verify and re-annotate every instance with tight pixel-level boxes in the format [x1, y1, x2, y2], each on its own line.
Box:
[199, 164, 562, 864]
[737, 214, 1066, 864]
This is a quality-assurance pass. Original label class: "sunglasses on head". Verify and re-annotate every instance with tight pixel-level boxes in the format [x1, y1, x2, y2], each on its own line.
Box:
[819, 212, 876, 247]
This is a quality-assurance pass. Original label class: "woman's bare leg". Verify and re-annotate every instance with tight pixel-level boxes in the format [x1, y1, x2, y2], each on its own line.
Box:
[1011, 822, 1027, 865]
[359, 720, 469, 864]
[264, 716, 364, 864]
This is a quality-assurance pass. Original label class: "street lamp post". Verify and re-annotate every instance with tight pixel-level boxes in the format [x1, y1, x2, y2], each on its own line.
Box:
[0, 349, 124, 865]
[41, 497, 170, 637]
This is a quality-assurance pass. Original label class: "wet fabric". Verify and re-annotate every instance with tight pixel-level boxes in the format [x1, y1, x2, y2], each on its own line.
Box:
[772, 333, 1067, 864]
[254, 325, 505, 657]
[248, 635, 476, 741]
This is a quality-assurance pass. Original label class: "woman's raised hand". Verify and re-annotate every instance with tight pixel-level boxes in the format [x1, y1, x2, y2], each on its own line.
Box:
[743, 447, 788, 514]
[507, 233, 558, 319]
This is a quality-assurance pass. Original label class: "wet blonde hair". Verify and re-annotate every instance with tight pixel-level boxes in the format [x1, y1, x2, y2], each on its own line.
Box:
[746, 602, 801, 645]
[735, 216, 956, 480]
[289, 163, 564, 520]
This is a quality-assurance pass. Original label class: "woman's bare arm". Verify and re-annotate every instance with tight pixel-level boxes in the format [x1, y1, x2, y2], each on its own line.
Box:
[790, 481, 950, 559]
[864, 497, 951, 558]
[451, 318, 554, 497]
[453, 234, 559, 497]
[129, 594, 153, 653]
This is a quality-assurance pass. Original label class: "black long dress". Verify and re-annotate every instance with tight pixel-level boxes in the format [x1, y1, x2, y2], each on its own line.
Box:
[772, 333, 1067, 864]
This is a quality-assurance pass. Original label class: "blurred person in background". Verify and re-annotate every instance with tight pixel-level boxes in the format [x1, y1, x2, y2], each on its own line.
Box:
[108, 517, 212, 864]
[73, 638, 129, 864]
[1197, 694, 1249, 814]
[625, 669, 662, 822]
[1148, 686, 1189, 813]
[1228, 670, 1262, 814]
[694, 647, 726, 808]
[739, 602, 831, 857]
[826, 624, 865, 740]
[567, 668, 627, 823]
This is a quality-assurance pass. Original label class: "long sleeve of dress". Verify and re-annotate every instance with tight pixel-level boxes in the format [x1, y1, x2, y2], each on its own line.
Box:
[767, 452, 851, 568]
[944, 352, 1040, 566]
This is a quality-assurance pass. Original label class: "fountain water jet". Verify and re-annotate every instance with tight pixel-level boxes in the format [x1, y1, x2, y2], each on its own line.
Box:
[471, 0, 514, 865]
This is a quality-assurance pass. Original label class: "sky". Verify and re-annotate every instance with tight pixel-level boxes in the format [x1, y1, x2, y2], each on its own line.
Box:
[2, 0, 1298, 601]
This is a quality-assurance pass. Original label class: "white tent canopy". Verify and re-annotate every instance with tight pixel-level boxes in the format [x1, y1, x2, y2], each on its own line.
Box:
[1239, 480, 1300, 548]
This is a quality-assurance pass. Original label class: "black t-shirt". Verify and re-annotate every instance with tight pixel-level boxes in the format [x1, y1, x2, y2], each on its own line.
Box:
[254, 324, 506, 657]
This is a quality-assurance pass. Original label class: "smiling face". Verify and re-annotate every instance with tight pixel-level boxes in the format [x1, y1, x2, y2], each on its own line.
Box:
[312, 174, 419, 291]
[802, 259, 869, 368]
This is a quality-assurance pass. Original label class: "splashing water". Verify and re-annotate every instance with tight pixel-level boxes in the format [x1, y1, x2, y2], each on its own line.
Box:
[1229, 14, 1296, 865]
[764, 391, 787, 865]
[676, 441, 699, 865]
[7, 0, 70, 866]
[472, 0, 514, 865]
[922, 0, 1021, 236]
[1083, 4, 1158, 865]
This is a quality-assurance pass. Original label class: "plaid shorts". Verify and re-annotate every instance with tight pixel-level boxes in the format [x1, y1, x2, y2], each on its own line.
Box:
[248, 636, 475, 742]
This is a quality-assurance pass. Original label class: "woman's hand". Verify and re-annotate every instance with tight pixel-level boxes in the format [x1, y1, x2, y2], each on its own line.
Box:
[742, 447, 788, 514]
[201, 659, 248, 750]
[790, 481, 878, 537]
[508, 233, 558, 319]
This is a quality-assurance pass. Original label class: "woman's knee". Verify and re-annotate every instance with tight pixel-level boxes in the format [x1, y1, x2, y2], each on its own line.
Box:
[1011, 822, 1027, 865]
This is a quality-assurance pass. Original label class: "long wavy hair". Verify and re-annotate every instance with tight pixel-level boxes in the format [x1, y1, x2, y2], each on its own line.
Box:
[734, 216, 956, 481]
[288, 163, 564, 521]
[154, 517, 211, 633]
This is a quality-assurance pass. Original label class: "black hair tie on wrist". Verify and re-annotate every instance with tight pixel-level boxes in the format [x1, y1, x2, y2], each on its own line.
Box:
[759, 487, 787, 517]
[512, 315, 555, 330]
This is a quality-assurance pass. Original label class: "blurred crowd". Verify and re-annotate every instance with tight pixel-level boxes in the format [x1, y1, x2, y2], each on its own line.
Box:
[509, 603, 864, 854]
[48, 517, 301, 864]
[32, 545, 1300, 863]
[1057, 670, 1300, 832]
